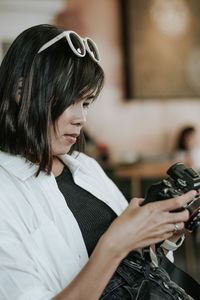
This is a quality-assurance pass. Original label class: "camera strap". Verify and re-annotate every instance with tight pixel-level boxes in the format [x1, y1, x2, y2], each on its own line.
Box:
[157, 247, 200, 300]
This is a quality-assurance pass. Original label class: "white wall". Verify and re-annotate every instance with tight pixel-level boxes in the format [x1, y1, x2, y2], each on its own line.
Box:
[87, 96, 200, 162]
[0, 0, 65, 61]
[63, 0, 200, 163]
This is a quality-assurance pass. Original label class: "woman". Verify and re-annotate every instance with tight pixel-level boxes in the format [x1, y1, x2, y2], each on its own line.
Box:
[174, 125, 200, 171]
[0, 24, 195, 300]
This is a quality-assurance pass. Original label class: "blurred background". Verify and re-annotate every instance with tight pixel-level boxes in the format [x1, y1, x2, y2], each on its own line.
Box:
[1, 0, 200, 283]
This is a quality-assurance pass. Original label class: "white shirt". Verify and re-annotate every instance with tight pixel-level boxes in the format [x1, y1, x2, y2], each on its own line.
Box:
[0, 151, 128, 300]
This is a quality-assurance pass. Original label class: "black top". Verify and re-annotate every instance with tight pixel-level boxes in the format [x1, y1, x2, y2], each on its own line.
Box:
[56, 165, 117, 256]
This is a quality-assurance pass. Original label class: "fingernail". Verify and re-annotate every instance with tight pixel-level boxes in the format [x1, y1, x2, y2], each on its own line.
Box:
[191, 190, 197, 196]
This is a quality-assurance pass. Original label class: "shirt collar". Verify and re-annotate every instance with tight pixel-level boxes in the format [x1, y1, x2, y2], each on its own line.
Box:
[0, 151, 81, 181]
[58, 152, 81, 174]
[0, 151, 38, 180]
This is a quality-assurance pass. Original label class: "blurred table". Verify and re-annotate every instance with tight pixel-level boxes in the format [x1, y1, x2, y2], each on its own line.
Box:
[115, 160, 177, 197]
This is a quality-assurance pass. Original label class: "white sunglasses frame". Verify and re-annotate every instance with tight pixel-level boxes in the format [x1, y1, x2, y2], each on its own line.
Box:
[37, 30, 100, 63]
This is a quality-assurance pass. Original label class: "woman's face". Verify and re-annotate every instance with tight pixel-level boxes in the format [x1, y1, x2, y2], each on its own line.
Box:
[185, 131, 196, 150]
[51, 98, 92, 156]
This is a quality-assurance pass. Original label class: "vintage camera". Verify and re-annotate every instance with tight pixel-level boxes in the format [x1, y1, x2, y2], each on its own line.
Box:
[142, 162, 200, 231]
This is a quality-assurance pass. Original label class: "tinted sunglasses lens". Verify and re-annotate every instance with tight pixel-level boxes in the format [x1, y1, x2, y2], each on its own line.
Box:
[69, 32, 85, 56]
[86, 38, 100, 61]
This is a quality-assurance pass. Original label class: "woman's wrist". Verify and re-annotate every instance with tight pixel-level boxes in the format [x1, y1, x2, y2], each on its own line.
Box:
[98, 232, 128, 263]
[52, 234, 123, 300]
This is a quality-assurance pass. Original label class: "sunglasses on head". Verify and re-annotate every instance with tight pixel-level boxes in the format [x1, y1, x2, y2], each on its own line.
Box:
[37, 30, 100, 63]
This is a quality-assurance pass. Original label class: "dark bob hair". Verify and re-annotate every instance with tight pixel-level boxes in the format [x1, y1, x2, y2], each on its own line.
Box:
[176, 126, 196, 151]
[0, 24, 104, 175]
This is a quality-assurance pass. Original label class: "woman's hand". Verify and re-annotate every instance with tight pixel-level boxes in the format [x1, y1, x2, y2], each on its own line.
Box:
[167, 188, 200, 243]
[102, 190, 196, 260]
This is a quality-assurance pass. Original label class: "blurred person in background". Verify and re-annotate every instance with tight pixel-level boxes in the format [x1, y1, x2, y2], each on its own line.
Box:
[174, 125, 200, 171]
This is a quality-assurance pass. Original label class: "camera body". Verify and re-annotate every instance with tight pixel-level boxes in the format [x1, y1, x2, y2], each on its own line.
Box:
[142, 162, 200, 231]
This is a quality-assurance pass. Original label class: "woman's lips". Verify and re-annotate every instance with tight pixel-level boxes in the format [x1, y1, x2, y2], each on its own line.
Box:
[64, 134, 78, 144]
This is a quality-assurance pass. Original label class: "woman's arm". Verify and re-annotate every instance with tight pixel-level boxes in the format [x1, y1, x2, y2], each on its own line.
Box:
[52, 190, 195, 300]
[52, 234, 123, 300]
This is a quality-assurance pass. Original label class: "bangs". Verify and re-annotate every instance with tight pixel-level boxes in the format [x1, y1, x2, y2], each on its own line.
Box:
[50, 53, 104, 122]
[76, 58, 104, 100]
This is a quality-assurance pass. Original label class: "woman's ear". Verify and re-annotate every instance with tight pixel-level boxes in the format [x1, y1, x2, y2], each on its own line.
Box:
[16, 77, 23, 104]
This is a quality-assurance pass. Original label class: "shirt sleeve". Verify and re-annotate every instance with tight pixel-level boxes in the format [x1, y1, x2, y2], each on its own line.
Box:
[0, 231, 56, 300]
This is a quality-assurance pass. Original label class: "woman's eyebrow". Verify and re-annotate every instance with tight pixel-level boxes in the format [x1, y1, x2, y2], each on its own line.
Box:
[86, 95, 95, 100]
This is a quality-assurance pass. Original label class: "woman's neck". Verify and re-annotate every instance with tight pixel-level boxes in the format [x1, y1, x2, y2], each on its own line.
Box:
[52, 156, 65, 177]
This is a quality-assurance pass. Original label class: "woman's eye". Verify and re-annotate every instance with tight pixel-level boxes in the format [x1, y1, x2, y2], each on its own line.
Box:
[83, 102, 91, 109]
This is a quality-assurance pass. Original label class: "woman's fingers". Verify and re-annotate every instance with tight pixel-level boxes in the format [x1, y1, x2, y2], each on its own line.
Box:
[150, 190, 196, 212]
[167, 209, 189, 223]
[106, 191, 196, 254]
[168, 222, 185, 233]
[129, 197, 144, 208]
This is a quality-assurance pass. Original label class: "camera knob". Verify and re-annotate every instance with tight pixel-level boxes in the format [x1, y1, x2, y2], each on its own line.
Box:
[163, 188, 169, 195]
[163, 179, 172, 187]
[177, 178, 187, 187]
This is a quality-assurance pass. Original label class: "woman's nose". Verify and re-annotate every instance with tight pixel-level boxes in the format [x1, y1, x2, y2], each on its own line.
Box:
[72, 105, 87, 126]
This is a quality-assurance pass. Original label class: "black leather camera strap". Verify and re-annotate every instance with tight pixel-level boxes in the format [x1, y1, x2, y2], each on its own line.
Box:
[160, 252, 200, 300]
